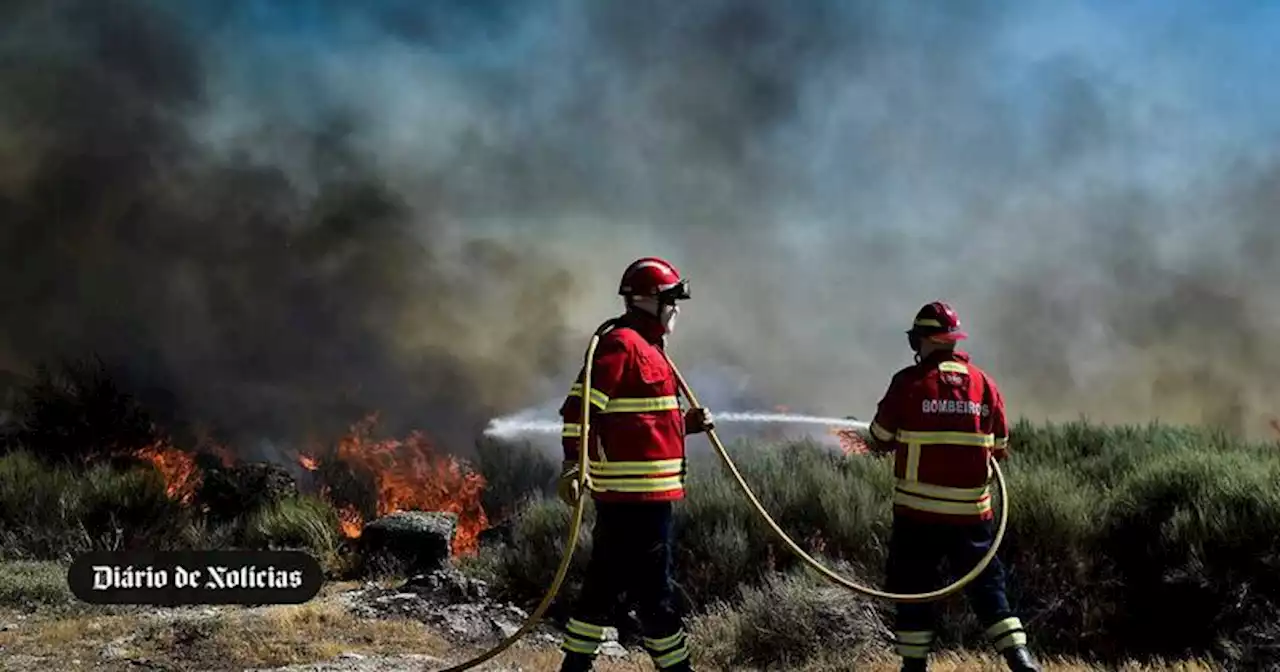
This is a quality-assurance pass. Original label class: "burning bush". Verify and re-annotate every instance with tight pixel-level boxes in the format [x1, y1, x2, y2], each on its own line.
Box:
[0, 357, 491, 566]
[134, 440, 204, 503]
[296, 413, 490, 556]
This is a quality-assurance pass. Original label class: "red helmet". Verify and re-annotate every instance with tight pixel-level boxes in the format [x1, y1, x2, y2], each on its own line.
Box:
[907, 301, 967, 350]
[618, 257, 690, 303]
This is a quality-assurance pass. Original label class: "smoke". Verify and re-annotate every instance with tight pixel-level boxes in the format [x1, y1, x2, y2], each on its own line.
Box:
[2, 0, 1279, 454]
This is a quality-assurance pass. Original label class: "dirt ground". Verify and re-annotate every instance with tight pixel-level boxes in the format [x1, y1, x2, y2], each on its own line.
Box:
[0, 571, 1219, 672]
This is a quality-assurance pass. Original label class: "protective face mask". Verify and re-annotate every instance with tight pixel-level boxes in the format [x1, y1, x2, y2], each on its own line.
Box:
[628, 297, 679, 334]
[660, 304, 679, 334]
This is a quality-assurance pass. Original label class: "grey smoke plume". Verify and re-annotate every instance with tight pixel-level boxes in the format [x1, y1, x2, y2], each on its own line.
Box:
[2, 0, 1278, 453]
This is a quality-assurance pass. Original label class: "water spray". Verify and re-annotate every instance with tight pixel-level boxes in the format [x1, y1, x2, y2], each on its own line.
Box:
[483, 411, 870, 439]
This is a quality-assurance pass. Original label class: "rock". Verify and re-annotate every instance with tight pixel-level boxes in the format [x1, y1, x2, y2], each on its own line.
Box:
[359, 511, 457, 575]
[600, 641, 628, 657]
[349, 569, 553, 647]
[100, 634, 136, 660]
[338, 652, 365, 660]
[402, 567, 487, 602]
[493, 618, 520, 639]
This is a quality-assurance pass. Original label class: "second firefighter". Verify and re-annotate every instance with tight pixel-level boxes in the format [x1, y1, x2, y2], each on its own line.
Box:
[867, 301, 1041, 672]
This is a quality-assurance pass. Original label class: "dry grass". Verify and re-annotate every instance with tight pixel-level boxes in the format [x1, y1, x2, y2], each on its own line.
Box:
[732, 651, 1222, 672]
[0, 611, 141, 665]
[728, 652, 1203, 672]
[0, 562, 1224, 671]
[0, 601, 1221, 672]
[440, 646, 1219, 671]
[456, 648, 655, 671]
[194, 602, 451, 665]
[0, 602, 450, 669]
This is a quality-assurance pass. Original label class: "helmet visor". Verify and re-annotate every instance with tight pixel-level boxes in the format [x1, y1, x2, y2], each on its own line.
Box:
[658, 279, 690, 303]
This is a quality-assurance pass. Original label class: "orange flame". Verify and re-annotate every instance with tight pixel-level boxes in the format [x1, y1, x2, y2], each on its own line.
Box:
[829, 427, 870, 456]
[298, 413, 490, 556]
[134, 413, 490, 558]
[135, 441, 201, 503]
[337, 504, 363, 538]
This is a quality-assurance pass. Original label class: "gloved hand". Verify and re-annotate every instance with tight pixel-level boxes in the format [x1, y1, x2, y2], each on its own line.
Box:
[557, 461, 586, 507]
[684, 407, 715, 434]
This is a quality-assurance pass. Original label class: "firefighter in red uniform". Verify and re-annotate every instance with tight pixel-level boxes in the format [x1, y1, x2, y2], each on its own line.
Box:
[867, 301, 1040, 672]
[555, 257, 712, 672]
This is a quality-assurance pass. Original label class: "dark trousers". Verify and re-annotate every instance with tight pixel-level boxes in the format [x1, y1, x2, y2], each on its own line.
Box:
[884, 514, 1027, 659]
[560, 500, 690, 670]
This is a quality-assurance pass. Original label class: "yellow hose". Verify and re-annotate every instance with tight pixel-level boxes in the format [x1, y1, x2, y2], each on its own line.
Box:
[431, 328, 604, 671]
[661, 351, 1009, 604]
[432, 329, 1010, 669]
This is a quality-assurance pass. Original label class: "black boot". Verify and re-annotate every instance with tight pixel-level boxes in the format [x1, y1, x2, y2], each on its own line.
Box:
[1003, 646, 1041, 672]
[558, 652, 595, 672]
[900, 657, 928, 672]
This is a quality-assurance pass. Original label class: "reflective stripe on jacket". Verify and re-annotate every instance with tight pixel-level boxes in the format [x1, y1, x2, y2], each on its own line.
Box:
[869, 351, 1009, 524]
[560, 312, 687, 502]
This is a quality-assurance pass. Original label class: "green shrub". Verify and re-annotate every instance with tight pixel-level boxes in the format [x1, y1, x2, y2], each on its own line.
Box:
[468, 497, 595, 619]
[674, 440, 894, 605]
[0, 560, 73, 608]
[474, 421, 1280, 668]
[0, 450, 85, 557]
[939, 459, 1106, 653]
[0, 450, 191, 559]
[473, 437, 558, 521]
[689, 570, 882, 670]
[242, 495, 342, 561]
[1098, 450, 1280, 661]
[76, 462, 191, 550]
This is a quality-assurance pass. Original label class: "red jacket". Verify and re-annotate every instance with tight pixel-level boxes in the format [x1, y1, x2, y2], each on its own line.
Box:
[869, 349, 1009, 524]
[560, 312, 687, 503]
